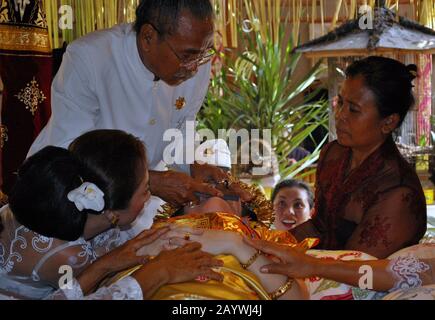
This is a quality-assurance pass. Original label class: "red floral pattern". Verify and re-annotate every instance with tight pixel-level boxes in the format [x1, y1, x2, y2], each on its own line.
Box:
[320, 289, 354, 300]
[358, 215, 392, 248]
[354, 182, 380, 213]
[315, 140, 384, 248]
[308, 136, 427, 252]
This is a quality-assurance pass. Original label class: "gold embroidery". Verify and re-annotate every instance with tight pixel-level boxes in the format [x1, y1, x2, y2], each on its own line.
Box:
[0, 0, 47, 28]
[15, 77, 46, 115]
[0, 124, 8, 148]
[0, 0, 9, 24]
[156, 177, 274, 226]
[0, 25, 50, 53]
[165, 216, 211, 229]
[34, 7, 48, 29]
[175, 97, 186, 110]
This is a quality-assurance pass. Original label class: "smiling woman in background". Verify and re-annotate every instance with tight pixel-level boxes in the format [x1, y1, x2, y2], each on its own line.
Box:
[291, 56, 427, 259]
[271, 179, 314, 231]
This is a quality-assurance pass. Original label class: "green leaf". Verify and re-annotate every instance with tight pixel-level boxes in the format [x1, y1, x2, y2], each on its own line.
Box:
[197, 21, 329, 179]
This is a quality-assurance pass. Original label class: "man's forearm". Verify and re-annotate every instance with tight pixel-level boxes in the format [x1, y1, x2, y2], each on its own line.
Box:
[132, 263, 169, 299]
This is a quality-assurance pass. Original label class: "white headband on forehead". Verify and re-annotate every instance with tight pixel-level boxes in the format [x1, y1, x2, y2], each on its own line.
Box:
[67, 182, 105, 212]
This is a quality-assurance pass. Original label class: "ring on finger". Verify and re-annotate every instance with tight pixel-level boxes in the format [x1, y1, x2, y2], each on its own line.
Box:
[219, 179, 230, 188]
[184, 232, 191, 241]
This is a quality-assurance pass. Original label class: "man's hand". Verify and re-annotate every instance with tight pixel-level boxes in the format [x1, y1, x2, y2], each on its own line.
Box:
[190, 162, 228, 184]
[191, 163, 253, 202]
[131, 243, 224, 298]
[149, 170, 223, 206]
[150, 242, 224, 284]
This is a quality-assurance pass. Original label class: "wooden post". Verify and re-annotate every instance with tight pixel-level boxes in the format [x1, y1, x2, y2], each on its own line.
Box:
[430, 53, 435, 174]
[327, 57, 338, 142]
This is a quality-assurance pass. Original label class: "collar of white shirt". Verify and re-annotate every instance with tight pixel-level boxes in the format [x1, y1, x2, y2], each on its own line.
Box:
[124, 24, 156, 83]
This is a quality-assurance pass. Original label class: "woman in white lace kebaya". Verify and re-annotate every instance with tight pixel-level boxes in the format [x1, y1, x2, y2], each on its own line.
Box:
[0, 137, 222, 299]
[0, 225, 222, 301]
[0, 146, 102, 299]
[245, 238, 434, 299]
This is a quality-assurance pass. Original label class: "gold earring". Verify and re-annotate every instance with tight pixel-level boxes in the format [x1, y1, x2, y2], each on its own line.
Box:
[105, 211, 120, 228]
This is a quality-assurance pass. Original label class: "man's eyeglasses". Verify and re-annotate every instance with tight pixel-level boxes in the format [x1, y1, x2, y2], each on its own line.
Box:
[146, 22, 215, 69]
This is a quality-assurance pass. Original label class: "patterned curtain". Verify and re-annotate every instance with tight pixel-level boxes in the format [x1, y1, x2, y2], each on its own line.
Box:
[0, 0, 52, 195]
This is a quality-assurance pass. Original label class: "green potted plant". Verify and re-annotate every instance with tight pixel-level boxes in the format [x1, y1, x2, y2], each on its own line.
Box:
[198, 2, 329, 184]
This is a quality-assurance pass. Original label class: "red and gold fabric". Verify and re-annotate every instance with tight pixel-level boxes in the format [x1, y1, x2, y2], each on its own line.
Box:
[154, 212, 318, 249]
[0, 0, 52, 193]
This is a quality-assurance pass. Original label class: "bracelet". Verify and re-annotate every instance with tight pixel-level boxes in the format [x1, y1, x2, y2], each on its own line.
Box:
[269, 278, 294, 300]
[240, 250, 262, 269]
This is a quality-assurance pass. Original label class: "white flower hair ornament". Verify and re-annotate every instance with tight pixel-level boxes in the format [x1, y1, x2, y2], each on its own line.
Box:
[67, 182, 105, 212]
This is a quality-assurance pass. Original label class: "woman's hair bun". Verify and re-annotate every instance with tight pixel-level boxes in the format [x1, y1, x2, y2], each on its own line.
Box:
[406, 64, 418, 81]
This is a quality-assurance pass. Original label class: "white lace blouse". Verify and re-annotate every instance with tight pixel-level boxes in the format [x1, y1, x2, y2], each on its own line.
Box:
[0, 205, 140, 300]
[46, 276, 143, 300]
[388, 255, 433, 291]
[0, 276, 143, 300]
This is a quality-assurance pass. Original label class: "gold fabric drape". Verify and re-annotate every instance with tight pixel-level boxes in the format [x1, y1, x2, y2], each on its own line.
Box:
[108, 212, 318, 300]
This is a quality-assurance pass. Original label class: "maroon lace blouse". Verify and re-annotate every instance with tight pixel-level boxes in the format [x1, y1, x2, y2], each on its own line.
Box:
[292, 136, 427, 258]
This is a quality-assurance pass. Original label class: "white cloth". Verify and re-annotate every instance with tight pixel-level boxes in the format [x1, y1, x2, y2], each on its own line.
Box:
[126, 196, 165, 236]
[46, 276, 143, 300]
[28, 23, 211, 174]
[1, 276, 143, 300]
[196, 139, 232, 169]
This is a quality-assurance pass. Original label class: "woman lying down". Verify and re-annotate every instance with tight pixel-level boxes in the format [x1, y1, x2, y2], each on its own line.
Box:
[115, 138, 433, 300]
[3, 130, 428, 300]
[120, 190, 318, 300]
[0, 130, 315, 300]
[136, 191, 434, 300]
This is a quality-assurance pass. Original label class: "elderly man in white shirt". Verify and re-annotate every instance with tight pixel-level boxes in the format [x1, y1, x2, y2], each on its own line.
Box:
[29, 0, 250, 223]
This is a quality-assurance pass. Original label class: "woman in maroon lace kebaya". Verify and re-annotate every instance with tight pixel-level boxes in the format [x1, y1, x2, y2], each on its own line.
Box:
[292, 56, 427, 258]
